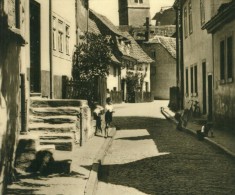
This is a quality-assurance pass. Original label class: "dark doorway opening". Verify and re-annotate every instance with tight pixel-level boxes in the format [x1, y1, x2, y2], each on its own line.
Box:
[202, 62, 207, 114]
[121, 80, 125, 101]
[30, 0, 41, 93]
[208, 74, 213, 120]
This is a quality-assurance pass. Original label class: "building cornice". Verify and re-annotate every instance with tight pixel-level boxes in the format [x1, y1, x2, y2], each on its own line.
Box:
[202, 1, 235, 34]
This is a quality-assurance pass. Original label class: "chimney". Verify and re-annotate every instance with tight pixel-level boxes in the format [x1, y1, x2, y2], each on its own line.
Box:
[145, 17, 150, 41]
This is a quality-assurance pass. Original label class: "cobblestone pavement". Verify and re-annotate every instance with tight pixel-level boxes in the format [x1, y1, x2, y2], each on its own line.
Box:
[96, 101, 235, 195]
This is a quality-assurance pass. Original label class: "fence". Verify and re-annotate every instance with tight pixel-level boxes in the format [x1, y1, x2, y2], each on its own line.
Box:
[127, 91, 153, 103]
[62, 76, 107, 106]
[110, 91, 122, 104]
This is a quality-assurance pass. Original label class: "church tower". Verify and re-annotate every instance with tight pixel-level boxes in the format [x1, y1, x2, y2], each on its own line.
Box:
[118, 0, 150, 27]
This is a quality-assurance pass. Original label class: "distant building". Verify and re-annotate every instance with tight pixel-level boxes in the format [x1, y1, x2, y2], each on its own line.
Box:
[203, 0, 235, 130]
[152, 7, 176, 26]
[118, 0, 150, 27]
[151, 6, 176, 38]
[142, 36, 176, 99]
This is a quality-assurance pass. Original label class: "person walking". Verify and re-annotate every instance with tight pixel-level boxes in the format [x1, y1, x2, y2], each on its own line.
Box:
[104, 97, 114, 138]
[93, 103, 104, 136]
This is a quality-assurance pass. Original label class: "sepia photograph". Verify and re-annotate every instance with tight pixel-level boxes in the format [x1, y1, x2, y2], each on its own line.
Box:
[0, 0, 235, 194]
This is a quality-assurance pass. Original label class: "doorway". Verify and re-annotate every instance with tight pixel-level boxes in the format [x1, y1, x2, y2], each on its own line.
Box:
[208, 74, 213, 120]
[30, 0, 41, 93]
[202, 62, 207, 114]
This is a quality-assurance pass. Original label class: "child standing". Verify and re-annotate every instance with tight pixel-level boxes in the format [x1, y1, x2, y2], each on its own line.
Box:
[93, 103, 104, 136]
[104, 97, 114, 138]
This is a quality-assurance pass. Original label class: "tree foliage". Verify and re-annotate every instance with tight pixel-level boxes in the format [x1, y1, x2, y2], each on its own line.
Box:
[72, 32, 112, 80]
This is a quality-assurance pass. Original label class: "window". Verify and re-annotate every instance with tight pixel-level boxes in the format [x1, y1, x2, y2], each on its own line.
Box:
[220, 40, 225, 80]
[113, 66, 117, 77]
[65, 25, 70, 55]
[139, 0, 143, 3]
[135, 0, 143, 3]
[227, 36, 233, 79]
[184, 6, 188, 38]
[58, 20, 63, 52]
[194, 65, 198, 93]
[52, 17, 57, 50]
[200, 0, 205, 25]
[135, 0, 138, 2]
[151, 50, 156, 59]
[188, 1, 193, 34]
[186, 68, 189, 95]
[15, 0, 20, 28]
[190, 66, 193, 94]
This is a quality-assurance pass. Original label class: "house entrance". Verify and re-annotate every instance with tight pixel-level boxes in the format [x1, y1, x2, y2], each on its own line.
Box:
[208, 74, 213, 120]
[30, 0, 41, 93]
[202, 62, 207, 114]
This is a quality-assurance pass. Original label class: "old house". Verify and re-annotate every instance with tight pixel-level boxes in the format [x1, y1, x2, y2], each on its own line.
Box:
[89, 10, 153, 103]
[0, 0, 26, 193]
[203, 0, 235, 130]
[20, 0, 76, 99]
[142, 35, 176, 100]
[174, 0, 228, 117]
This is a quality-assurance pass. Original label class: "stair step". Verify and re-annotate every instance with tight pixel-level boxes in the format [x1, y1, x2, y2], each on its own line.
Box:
[30, 99, 87, 108]
[30, 107, 81, 116]
[29, 123, 77, 133]
[39, 133, 74, 140]
[40, 139, 73, 151]
[29, 115, 77, 124]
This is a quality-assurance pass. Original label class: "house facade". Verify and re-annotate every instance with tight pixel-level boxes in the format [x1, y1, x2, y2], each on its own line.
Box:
[20, 0, 76, 99]
[142, 36, 176, 99]
[203, 0, 235, 130]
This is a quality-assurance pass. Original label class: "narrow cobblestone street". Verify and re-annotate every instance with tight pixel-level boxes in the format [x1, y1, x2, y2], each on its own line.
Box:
[96, 101, 235, 195]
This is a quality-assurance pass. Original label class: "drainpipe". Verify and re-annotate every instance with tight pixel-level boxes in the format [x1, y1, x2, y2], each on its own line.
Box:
[145, 17, 150, 42]
[49, 0, 53, 99]
[20, 73, 27, 134]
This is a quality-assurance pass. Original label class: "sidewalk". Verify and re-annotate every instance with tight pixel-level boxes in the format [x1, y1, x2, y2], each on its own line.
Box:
[161, 107, 235, 158]
[6, 129, 116, 195]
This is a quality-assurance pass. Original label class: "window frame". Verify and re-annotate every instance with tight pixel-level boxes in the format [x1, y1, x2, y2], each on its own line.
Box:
[220, 39, 225, 82]
[227, 36, 233, 81]
[185, 68, 189, 96]
[65, 25, 70, 55]
[52, 16, 57, 51]
[58, 19, 64, 53]
[188, 0, 193, 34]
[184, 6, 188, 38]
[200, 0, 205, 25]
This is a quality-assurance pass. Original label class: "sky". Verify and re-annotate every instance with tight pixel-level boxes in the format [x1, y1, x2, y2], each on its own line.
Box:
[89, 0, 175, 25]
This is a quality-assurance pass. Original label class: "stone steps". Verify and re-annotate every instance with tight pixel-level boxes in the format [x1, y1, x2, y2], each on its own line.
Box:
[29, 115, 77, 124]
[30, 99, 87, 108]
[30, 107, 81, 116]
[28, 123, 77, 133]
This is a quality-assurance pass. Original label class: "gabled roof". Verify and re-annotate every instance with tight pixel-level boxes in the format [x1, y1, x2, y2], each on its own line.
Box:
[146, 35, 176, 59]
[89, 9, 153, 64]
[88, 19, 101, 34]
[121, 31, 154, 63]
[89, 9, 126, 37]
